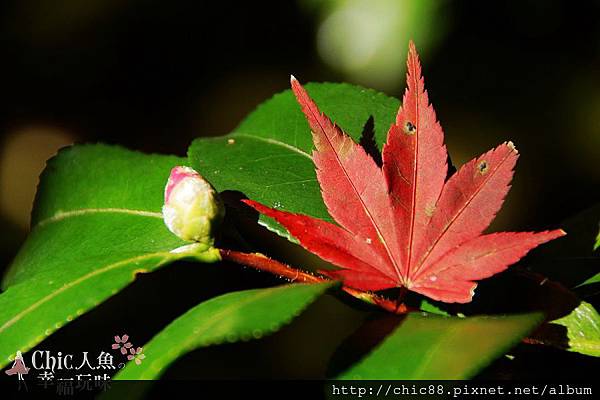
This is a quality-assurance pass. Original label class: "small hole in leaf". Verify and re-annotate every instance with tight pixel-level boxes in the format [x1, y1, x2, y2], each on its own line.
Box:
[478, 160, 489, 175]
[404, 121, 417, 135]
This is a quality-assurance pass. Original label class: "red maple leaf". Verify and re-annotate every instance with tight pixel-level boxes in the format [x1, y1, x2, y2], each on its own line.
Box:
[243, 42, 565, 303]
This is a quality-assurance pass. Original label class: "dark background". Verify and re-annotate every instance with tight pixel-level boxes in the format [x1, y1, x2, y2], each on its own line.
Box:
[0, 0, 598, 383]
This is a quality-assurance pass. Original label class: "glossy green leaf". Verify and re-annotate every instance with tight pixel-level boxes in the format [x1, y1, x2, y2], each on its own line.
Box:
[338, 312, 543, 379]
[0, 144, 219, 368]
[188, 82, 399, 240]
[115, 282, 334, 380]
[551, 301, 600, 357]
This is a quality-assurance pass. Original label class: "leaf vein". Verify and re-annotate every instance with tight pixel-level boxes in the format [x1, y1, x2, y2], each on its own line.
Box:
[232, 134, 311, 159]
[36, 208, 163, 228]
[0, 252, 173, 335]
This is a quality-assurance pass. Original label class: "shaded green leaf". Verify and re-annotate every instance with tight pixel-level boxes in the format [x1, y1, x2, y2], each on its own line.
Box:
[586, 223, 600, 286]
[188, 82, 399, 240]
[551, 301, 600, 357]
[0, 144, 219, 368]
[115, 282, 334, 380]
[579, 273, 600, 288]
[338, 312, 543, 379]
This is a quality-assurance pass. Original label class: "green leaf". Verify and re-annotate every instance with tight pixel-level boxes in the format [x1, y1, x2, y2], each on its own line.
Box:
[419, 299, 450, 316]
[338, 312, 543, 379]
[587, 223, 600, 286]
[115, 282, 333, 380]
[551, 301, 600, 357]
[0, 144, 219, 368]
[579, 273, 600, 288]
[188, 82, 399, 240]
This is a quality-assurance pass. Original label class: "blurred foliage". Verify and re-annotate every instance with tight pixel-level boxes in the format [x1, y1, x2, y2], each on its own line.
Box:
[303, 0, 448, 91]
[336, 313, 543, 379]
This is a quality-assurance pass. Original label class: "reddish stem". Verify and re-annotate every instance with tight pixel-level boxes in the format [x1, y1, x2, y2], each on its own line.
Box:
[219, 249, 323, 284]
[219, 249, 411, 314]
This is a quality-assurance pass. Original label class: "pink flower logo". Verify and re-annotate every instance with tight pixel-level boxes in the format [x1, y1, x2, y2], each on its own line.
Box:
[112, 334, 133, 355]
[127, 347, 146, 365]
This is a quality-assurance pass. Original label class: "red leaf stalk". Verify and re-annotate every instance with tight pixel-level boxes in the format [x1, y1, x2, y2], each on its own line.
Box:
[218, 249, 410, 314]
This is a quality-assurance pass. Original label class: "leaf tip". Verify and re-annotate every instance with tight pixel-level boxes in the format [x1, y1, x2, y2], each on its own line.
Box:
[290, 74, 309, 107]
[506, 141, 518, 153]
[408, 39, 416, 53]
[405, 40, 424, 90]
[407, 40, 419, 63]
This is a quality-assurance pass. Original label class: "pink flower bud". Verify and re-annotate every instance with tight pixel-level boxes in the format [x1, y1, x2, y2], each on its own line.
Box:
[162, 166, 224, 244]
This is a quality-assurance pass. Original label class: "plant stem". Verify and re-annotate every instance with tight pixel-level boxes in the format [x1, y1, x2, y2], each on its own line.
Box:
[395, 286, 409, 312]
[219, 249, 411, 314]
